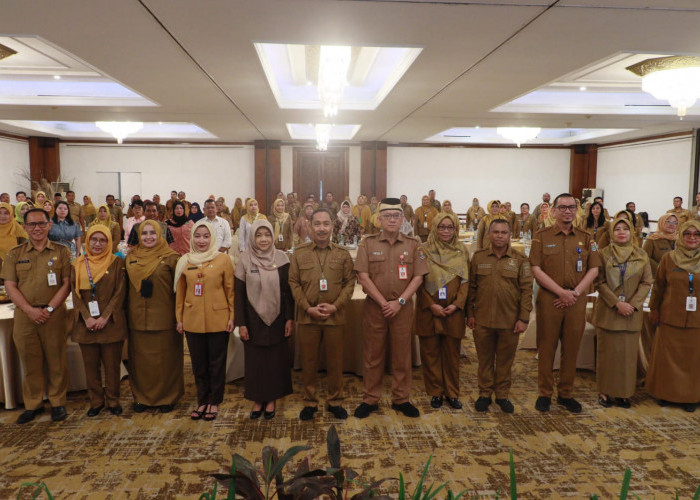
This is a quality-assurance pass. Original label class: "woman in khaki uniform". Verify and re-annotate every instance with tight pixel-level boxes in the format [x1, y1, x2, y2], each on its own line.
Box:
[476, 200, 505, 250]
[597, 210, 642, 249]
[71, 225, 127, 417]
[414, 195, 439, 242]
[268, 198, 294, 251]
[646, 220, 700, 412]
[583, 202, 610, 250]
[126, 221, 183, 413]
[175, 219, 235, 421]
[0, 202, 28, 271]
[591, 218, 652, 408]
[643, 213, 678, 276]
[90, 204, 121, 253]
[415, 212, 469, 409]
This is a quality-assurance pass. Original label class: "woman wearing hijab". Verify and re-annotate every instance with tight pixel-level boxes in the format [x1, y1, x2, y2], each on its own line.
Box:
[175, 220, 234, 421]
[90, 204, 121, 253]
[232, 197, 244, 230]
[535, 202, 551, 231]
[643, 213, 678, 276]
[34, 191, 47, 206]
[415, 212, 469, 409]
[15, 201, 32, 225]
[646, 220, 700, 412]
[49, 200, 82, 257]
[70, 225, 127, 416]
[82, 195, 97, 226]
[167, 201, 194, 256]
[584, 201, 610, 250]
[442, 200, 456, 216]
[235, 219, 294, 420]
[238, 198, 266, 252]
[268, 198, 293, 251]
[333, 200, 361, 245]
[42, 200, 55, 219]
[187, 202, 205, 223]
[0, 202, 28, 272]
[126, 221, 183, 413]
[476, 200, 505, 250]
[591, 218, 652, 408]
[293, 202, 314, 246]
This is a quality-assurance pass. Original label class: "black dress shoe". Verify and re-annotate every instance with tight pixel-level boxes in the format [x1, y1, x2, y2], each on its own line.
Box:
[535, 396, 551, 412]
[598, 395, 613, 408]
[133, 403, 147, 413]
[557, 396, 582, 413]
[615, 398, 631, 409]
[51, 406, 68, 422]
[250, 409, 263, 420]
[299, 406, 318, 421]
[327, 404, 348, 419]
[446, 397, 463, 409]
[108, 405, 123, 416]
[354, 402, 379, 419]
[474, 396, 492, 412]
[391, 401, 420, 418]
[683, 403, 696, 412]
[495, 398, 514, 414]
[159, 404, 174, 413]
[430, 396, 443, 408]
[87, 405, 104, 417]
[16, 407, 44, 424]
[658, 399, 670, 407]
[263, 409, 276, 420]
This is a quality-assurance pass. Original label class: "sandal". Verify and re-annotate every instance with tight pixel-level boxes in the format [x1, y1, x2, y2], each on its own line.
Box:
[598, 394, 612, 408]
[191, 404, 207, 420]
[203, 404, 218, 421]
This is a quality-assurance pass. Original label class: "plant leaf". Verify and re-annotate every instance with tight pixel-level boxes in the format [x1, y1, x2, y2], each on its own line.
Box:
[693, 484, 700, 500]
[232, 454, 261, 489]
[268, 445, 312, 487]
[509, 448, 517, 500]
[619, 469, 632, 499]
[424, 482, 448, 500]
[211, 472, 264, 499]
[327, 424, 341, 469]
[411, 455, 432, 500]
[349, 478, 396, 500]
[399, 473, 406, 500]
[262, 446, 281, 486]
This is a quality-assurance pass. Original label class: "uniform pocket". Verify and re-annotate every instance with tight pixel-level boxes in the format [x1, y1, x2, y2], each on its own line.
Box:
[213, 301, 228, 311]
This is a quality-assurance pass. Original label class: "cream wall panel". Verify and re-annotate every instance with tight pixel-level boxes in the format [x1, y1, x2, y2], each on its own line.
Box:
[0, 137, 31, 198]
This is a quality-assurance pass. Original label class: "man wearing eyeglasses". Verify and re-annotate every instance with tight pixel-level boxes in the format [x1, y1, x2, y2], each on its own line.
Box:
[0, 208, 72, 424]
[529, 193, 600, 413]
[354, 198, 428, 419]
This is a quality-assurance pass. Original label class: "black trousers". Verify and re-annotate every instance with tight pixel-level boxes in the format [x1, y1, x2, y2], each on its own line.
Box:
[185, 331, 229, 406]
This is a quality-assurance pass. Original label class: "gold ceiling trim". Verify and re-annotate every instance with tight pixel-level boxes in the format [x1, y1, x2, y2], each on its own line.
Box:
[626, 56, 700, 77]
[0, 42, 17, 61]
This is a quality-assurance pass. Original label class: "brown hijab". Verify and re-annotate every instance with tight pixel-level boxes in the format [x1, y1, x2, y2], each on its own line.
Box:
[647, 213, 678, 241]
[126, 220, 178, 291]
[671, 220, 700, 274]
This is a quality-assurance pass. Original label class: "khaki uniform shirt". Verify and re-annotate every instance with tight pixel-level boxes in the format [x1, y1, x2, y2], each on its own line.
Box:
[288, 242, 355, 325]
[692, 204, 700, 221]
[108, 205, 124, 227]
[414, 206, 438, 238]
[401, 204, 414, 224]
[642, 237, 674, 276]
[667, 208, 692, 225]
[466, 206, 485, 228]
[529, 224, 601, 290]
[649, 252, 700, 328]
[467, 246, 533, 328]
[126, 253, 179, 331]
[67, 201, 83, 223]
[0, 240, 72, 305]
[514, 214, 536, 236]
[354, 231, 429, 301]
[430, 199, 441, 212]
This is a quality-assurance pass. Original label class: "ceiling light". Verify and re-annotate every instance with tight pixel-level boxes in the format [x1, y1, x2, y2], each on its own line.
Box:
[315, 123, 332, 151]
[53, 75, 61, 80]
[318, 46, 351, 117]
[496, 127, 541, 147]
[95, 121, 143, 143]
[579, 86, 586, 91]
[627, 56, 700, 118]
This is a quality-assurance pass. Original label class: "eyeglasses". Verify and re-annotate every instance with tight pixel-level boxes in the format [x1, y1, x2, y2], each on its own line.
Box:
[682, 231, 700, 238]
[25, 222, 49, 228]
[437, 225, 455, 231]
[555, 205, 577, 212]
[382, 213, 402, 220]
[666, 221, 678, 226]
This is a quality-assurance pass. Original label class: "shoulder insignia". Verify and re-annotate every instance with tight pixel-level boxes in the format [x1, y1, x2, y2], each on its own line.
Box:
[417, 248, 426, 260]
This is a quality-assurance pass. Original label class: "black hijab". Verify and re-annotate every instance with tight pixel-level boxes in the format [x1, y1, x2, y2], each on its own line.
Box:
[167, 201, 189, 227]
[188, 202, 205, 223]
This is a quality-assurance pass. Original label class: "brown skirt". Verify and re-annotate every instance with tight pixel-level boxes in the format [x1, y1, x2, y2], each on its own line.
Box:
[596, 328, 639, 398]
[645, 323, 700, 403]
[128, 328, 184, 406]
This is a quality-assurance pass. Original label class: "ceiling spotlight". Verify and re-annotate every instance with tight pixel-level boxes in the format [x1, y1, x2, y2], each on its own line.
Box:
[53, 75, 61, 80]
[627, 56, 700, 118]
[95, 121, 144, 144]
[579, 86, 586, 91]
[318, 45, 351, 118]
[315, 123, 332, 151]
[475, 125, 480, 129]
[496, 127, 541, 147]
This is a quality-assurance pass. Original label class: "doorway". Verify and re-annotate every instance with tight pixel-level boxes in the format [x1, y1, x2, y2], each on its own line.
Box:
[292, 147, 349, 203]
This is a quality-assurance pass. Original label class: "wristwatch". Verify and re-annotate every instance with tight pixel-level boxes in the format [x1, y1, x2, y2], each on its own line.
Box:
[397, 297, 407, 306]
[46, 306, 54, 313]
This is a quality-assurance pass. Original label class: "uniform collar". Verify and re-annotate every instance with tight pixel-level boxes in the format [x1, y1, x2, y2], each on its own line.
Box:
[553, 223, 576, 236]
[378, 230, 405, 243]
[27, 239, 57, 252]
[487, 244, 513, 258]
[308, 241, 332, 251]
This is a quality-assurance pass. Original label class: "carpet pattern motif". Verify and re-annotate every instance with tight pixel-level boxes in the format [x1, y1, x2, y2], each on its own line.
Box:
[2, 336, 699, 499]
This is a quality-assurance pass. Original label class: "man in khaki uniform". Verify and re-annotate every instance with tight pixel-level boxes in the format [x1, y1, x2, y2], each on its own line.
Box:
[354, 198, 428, 418]
[467, 219, 533, 413]
[106, 194, 124, 234]
[531, 192, 552, 220]
[1, 209, 72, 424]
[289, 208, 355, 420]
[692, 192, 700, 221]
[428, 189, 441, 212]
[165, 191, 178, 220]
[667, 196, 692, 224]
[400, 195, 414, 226]
[153, 194, 166, 221]
[321, 192, 340, 218]
[65, 190, 85, 231]
[625, 202, 645, 238]
[530, 193, 600, 413]
[414, 195, 438, 242]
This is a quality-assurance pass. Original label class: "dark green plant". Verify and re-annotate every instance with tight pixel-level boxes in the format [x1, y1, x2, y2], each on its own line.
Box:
[16, 481, 54, 500]
[509, 448, 516, 500]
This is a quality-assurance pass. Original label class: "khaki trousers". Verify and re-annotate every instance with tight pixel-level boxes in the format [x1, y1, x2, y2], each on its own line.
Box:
[298, 324, 344, 405]
[419, 335, 460, 398]
[13, 307, 68, 410]
[362, 299, 413, 405]
[79, 341, 124, 408]
[473, 325, 519, 398]
[536, 291, 587, 398]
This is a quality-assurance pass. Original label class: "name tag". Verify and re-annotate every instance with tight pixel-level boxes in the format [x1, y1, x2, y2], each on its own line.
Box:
[687, 296, 697, 312]
[278, 234, 284, 242]
[576, 260, 583, 273]
[194, 282, 203, 296]
[423, 221, 428, 229]
[47, 272, 57, 287]
[88, 300, 101, 317]
[398, 264, 408, 280]
[618, 295, 626, 302]
[319, 278, 328, 291]
[438, 286, 447, 300]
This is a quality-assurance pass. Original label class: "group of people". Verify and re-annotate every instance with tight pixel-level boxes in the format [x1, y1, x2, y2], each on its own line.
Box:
[1, 187, 699, 427]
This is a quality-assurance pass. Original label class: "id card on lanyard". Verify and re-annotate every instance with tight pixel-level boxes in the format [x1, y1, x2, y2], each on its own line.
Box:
[576, 247, 583, 273]
[438, 286, 447, 300]
[84, 257, 101, 317]
[194, 272, 204, 296]
[398, 254, 408, 280]
[687, 273, 697, 312]
[617, 262, 627, 302]
[47, 258, 57, 286]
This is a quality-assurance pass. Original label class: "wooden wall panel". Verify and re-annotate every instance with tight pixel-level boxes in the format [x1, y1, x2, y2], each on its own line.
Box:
[569, 144, 597, 199]
[360, 141, 387, 199]
[254, 140, 281, 211]
[28, 136, 61, 184]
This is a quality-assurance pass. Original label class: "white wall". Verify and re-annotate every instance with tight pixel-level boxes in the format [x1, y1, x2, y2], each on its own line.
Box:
[597, 137, 693, 220]
[0, 136, 31, 198]
[60, 143, 255, 205]
[387, 146, 570, 211]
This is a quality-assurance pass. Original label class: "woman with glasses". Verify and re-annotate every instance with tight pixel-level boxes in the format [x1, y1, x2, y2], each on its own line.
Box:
[643, 214, 678, 276]
[415, 212, 469, 409]
[49, 201, 82, 257]
[646, 221, 700, 412]
[591, 218, 652, 409]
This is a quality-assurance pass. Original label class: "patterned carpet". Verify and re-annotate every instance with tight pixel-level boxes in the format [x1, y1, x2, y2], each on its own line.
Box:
[2, 335, 700, 499]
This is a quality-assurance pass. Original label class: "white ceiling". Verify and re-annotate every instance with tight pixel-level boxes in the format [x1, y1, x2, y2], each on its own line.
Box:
[1, 0, 700, 145]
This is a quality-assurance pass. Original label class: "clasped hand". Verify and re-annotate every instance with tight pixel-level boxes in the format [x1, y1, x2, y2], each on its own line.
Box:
[553, 289, 578, 309]
[430, 304, 457, 317]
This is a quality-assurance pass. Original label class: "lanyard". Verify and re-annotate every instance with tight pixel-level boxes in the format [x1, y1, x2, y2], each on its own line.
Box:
[618, 262, 627, 288]
[314, 247, 329, 277]
[84, 257, 97, 299]
[690, 273, 694, 295]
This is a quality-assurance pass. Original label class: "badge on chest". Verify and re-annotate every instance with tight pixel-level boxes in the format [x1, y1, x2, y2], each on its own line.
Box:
[438, 286, 447, 300]
[194, 272, 204, 296]
[47, 258, 57, 286]
[398, 254, 408, 280]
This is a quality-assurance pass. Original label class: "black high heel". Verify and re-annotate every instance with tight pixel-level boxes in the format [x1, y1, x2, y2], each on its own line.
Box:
[264, 401, 276, 420]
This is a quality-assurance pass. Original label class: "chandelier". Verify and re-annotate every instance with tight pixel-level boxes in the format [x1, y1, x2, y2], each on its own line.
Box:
[497, 127, 541, 147]
[315, 124, 332, 151]
[627, 56, 700, 118]
[318, 46, 351, 118]
[95, 121, 144, 143]
[0, 43, 17, 62]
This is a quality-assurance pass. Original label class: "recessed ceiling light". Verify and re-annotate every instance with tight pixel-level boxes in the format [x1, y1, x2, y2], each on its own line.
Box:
[475, 125, 480, 129]
[579, 86, 587, 91]
[53, 75, 61, 80]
